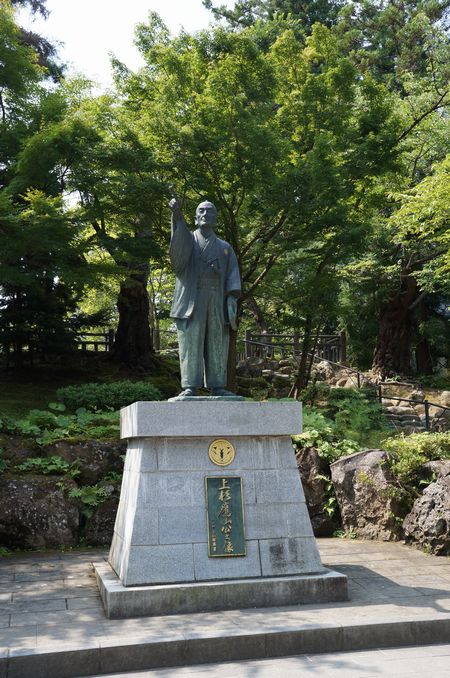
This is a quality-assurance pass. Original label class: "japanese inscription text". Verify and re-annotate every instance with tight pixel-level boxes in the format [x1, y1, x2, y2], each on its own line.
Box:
[205, 476, 246, 557]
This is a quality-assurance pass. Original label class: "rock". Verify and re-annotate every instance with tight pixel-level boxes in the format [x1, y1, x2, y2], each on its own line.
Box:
[385, 405, 416, 415]
[0, 434, 39, 467]
[330, 449, 406, 541]
[403, 475, 450, 555]
[273, 372, 291, 381]
[312, 361, 335, 382]
[85, 496, 119, 546]
[296, 447, 339, 537]
[0, 475, 79, 549]
[261, 369, 274, 379]
[441, 391, 450, 407]
[44, 440, 126, 485]
[409, 390, 425, 402]
[278, 359, 292, 368]
[336, 378, 348, 387]
[423, 460, 450, 478]
[278, 366, 293, 375]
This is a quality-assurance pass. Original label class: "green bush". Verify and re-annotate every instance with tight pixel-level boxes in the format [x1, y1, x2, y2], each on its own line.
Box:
[327, 388, 387, 445]
[56, 380, 162, 412]
[384, 431, 450, 484]
[0, 407, 119, 445]
[293, 407, 361, 463]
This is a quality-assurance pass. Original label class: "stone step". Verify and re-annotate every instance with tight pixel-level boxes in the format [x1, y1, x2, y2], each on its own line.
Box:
[5, 610, 450, 677]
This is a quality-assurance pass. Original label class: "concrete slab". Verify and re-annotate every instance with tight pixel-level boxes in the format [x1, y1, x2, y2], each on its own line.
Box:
[0, 539, 449, 677]
[95, 561, 348, 618]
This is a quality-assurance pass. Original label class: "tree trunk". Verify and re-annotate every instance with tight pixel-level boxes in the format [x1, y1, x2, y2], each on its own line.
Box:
[290, 313, 314, 398]
[372, 273, 419, 378]
[113, 273, 155, 368]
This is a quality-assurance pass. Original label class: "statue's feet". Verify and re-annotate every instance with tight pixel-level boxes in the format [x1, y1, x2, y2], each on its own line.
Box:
[179, 387, 197, 397]
[211, 388, 236, 397]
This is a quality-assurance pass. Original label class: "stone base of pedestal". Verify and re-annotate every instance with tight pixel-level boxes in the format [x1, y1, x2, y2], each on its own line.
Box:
[100, 401, 348, 618]
[95, 561, 348, 619]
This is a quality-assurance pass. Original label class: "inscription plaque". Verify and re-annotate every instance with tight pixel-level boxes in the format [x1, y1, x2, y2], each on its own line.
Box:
[205, 476, 246, 557]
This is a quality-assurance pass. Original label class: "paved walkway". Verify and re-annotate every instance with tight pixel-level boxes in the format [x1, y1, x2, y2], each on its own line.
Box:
[93, 643, 450, 677]
[0, 538, 450, 677]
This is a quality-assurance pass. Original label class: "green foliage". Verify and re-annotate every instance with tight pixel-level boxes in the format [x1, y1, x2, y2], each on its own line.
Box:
[16, 455, 79, 477]
[56, 380, 162, 412]
[300, 382, 331, 406]
[315, 473, 338, 517]
[384, 432, 450, 484]
[293, 407, 360, 463]
[0, 407, 119, 445]
[68, 484, 110, 518]
[327, 388, 388, 444]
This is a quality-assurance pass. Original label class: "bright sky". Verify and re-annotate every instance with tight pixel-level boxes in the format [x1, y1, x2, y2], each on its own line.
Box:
[17, 0, 234, 88]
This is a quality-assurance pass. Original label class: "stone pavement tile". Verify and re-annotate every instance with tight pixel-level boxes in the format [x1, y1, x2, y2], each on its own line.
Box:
[0, 597, 67, 614]
[0, 574, 13, 583]
[10, 607, 106, 627]
[0, 624, 37, 650]
[0, 617, 9, 629]
[66, 596, 101, 610]
[379, 643, 450, 658]
[36, 621, 109, 648]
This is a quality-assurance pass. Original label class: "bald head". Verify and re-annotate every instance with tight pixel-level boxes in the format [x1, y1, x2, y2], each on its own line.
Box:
[195, 200, 217, 234]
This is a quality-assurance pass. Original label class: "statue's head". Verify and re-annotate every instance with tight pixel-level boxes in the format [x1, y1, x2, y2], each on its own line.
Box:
[195, 201, 217, 233]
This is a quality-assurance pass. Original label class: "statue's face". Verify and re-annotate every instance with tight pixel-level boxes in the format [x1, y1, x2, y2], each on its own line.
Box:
[195, 201, 217, 230]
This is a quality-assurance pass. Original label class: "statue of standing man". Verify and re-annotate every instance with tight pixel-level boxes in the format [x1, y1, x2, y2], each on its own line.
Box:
[168, 197, 242, 399]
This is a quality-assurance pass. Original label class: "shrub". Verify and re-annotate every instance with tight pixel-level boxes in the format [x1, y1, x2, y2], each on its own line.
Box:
[56, 380, 162, 411]
[327, 388, 387, 444]
[0, 407, 119, 445]
[384, 431, 450, 484]
[293, 407, 361, 463]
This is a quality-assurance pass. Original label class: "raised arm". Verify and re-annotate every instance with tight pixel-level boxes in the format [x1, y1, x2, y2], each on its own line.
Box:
[168, 197, 194, 273]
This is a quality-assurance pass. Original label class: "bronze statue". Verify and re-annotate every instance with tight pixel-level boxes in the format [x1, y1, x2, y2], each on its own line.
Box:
[168, 198, 241, 398]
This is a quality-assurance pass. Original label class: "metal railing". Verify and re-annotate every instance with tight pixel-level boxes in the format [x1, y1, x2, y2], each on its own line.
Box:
[239, 330, 347, 364]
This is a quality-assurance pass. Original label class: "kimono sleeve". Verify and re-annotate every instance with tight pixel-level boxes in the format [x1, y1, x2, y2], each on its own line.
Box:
[169, 217, 194, 274]
[225, 247, 241, 297]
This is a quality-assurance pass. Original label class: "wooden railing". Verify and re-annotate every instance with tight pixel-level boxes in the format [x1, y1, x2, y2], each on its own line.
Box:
[75, 330, 115, 352]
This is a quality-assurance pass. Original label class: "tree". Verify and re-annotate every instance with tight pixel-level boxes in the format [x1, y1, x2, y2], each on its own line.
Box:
[204, 0, 344, 30]
[0, 5, 82, 365]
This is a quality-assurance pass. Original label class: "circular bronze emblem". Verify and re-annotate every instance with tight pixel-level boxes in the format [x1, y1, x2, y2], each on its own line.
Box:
[208, 439, 235, 466]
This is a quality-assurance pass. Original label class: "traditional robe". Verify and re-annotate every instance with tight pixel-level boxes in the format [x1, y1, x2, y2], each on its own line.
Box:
[169, 216, 241, 388]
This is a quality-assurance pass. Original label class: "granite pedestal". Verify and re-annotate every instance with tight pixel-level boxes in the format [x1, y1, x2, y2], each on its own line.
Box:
[95, 401, 347, 618]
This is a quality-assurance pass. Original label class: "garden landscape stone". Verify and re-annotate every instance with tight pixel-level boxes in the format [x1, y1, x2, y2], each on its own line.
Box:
[403, 471, 450, 555]
[330, 449, 405, 540]
[0, 475, 79, 549]
[46, 440, 126, 484]
[85, 495, 120, 547]
[296, 446, 339, 536]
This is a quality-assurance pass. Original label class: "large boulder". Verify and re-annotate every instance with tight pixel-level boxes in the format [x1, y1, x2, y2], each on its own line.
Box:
[85, 496, 119, 546]
[44, 440, 126, 485]
[403, 467, 450, 555]
[297, 447, 339, 536]
[0, 433, 39, 467]
[0, 475, 79, 549]
[330, 449, 405, 540]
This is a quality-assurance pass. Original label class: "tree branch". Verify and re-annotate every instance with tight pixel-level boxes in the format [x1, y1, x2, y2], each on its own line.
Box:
[394, 91, 449, 145]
